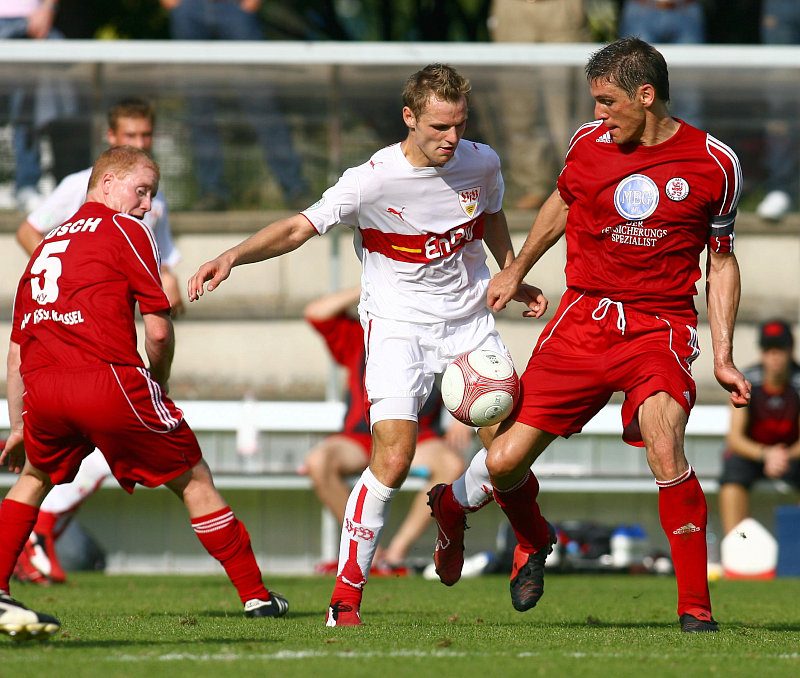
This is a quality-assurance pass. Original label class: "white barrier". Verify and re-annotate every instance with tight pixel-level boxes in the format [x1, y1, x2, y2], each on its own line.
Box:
[1, 40, 799, 68]
[0, 400, 729, 494]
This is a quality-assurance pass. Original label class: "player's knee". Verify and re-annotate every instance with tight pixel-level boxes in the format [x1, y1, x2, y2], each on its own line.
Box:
[647, 446, 688, 481]
[304, 446, 332, 480]
[485, 444, 519, 483]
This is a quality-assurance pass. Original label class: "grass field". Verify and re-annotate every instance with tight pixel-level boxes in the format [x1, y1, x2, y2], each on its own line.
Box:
[1, 572, 799, 677]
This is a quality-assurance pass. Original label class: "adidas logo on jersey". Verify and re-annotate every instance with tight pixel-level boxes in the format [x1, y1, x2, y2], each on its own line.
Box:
[596, 131, 612, 143]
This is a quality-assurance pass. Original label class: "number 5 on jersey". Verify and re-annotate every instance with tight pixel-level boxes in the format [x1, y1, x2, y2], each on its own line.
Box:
[30, 240, 70, 305]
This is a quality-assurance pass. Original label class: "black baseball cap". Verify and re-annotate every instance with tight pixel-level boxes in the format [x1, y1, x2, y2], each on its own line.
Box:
[759, 319, 794, 350]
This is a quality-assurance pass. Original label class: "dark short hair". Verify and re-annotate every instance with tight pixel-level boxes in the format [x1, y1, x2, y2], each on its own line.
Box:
[88, 145, 160, 192]
[759, 319, 794, 350]
[402, 63, 471, 118]
[585, 37, 670, 103]
[107, 97, 155, 130]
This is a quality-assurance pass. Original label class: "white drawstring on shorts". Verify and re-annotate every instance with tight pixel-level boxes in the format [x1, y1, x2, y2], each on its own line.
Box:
[592, 297, 627, 335]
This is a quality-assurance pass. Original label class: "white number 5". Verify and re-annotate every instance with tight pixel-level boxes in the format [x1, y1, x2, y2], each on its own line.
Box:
[30, 240, 70, 305]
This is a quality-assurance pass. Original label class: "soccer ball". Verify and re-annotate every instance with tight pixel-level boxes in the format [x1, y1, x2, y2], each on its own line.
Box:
[441, 349, 519, 427]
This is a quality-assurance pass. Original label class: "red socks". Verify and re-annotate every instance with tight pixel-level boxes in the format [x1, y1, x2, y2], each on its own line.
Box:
[657, 467, 711, 617]
[191, 507, 269, 604]
[493, 471, 550, 553]
[0, 499, 39, 593]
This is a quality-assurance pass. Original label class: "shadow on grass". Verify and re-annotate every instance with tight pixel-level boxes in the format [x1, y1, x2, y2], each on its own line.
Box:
[195, 609, 323, 620]
[2, 636, 282, 650]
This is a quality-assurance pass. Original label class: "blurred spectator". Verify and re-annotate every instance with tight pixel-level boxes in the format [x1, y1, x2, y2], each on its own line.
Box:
[15, 97, 184, 316]
[160, 0, 309, 210]
[618, 0, 705, 127]
[755, 0, 800, 222]
[718, 319, 800, 536]
[0, 0, 89, 211]
[488, 0, 589, 210]
[704, 0, 761, 45]
[301, 287, 467, 573]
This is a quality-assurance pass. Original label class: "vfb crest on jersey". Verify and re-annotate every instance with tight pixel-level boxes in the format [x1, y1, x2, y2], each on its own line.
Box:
[665, 177, 690, 202]
[459, 186, 481, 218]
[613, 174, 659, 221]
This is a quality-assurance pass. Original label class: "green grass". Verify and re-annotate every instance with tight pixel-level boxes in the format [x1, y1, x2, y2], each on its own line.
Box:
[2, 573, 799, 677]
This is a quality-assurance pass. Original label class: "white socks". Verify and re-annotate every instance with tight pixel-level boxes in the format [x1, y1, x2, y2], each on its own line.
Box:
[336, 467, 397, 587]
[451, 448, 494, 511]
[40, 449, 111, 513]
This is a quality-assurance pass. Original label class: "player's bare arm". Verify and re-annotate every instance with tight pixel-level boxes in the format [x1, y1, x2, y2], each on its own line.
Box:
[725, 405, 764, 461]
[16, 220, 44, 256]
[304, 286, 361, 322]
[482, 210, 548, 318]
[488, 189, 568, 312]
[706, 250, 750, 407]
[143, 311, 175, 389]
[482, 209, 515, 271]
[188, 214, 317, 301]
[1, 341, 26, 474]
[160, 267, 185, 317]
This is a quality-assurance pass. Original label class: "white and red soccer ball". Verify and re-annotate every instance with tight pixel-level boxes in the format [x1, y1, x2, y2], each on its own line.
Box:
[441, 349, 519, 427]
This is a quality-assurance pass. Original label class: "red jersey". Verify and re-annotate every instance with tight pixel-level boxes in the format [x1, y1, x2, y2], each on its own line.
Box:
[556, 119, 741, 318]
[308, 313, 444, 436]
[11, 202, 170, 375]
[739, 363, 800, 447]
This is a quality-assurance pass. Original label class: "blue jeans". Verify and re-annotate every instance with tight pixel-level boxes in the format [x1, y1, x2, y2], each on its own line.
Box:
[0, 18, 68, 191]
[761, 0, 800, 198]
[169, 0, 307, 203]
[619, 1, 705, 44]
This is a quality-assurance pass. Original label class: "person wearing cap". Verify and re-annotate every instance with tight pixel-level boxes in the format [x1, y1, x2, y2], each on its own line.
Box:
[719, 319, 800, 536]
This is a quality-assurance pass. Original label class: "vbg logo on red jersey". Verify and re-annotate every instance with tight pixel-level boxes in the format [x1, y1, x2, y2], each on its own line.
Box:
[613, 174, 659, 221]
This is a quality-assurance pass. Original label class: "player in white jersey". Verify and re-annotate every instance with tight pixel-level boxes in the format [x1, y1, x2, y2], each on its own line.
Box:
[11, 98, 183, 586]
[188, 63, 546, 626]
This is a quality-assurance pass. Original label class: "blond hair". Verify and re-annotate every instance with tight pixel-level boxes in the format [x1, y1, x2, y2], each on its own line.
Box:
[402, 63, 471, 118]
[87, 146, 160, 192]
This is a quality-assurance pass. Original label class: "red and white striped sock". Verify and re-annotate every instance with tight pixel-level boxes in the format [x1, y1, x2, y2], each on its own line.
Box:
[657, 466, 712, 617]
[191, 507, 269, 604]
[331, 468, 396, 607]
[0, 499, 39, 593]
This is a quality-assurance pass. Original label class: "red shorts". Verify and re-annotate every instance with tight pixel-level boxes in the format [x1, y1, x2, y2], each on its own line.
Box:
[338, 429, 441, 458]
[22, 364, 202, 493]
[515, 289, 699, 446]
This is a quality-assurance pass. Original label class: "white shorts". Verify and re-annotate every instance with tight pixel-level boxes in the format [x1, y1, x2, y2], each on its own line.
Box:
[362, 309, 510, 423]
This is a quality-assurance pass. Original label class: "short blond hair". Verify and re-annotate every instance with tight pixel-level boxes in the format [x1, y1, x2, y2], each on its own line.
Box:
[402, 63, 471, 118]
[87, 146, 160, 192]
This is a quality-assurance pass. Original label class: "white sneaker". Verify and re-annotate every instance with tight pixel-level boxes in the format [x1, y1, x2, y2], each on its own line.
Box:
[0, 591, 60, 641]
[460, 551, 493, 578]
[756, 190, 791, 221]
[15, 187, 44, 213]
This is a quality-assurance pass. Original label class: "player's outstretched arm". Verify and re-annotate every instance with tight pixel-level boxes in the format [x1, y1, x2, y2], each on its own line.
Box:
[187, 214, 318, 301]
[706, 250, 751, 407]
[2, 341, 26, 473]
[487, 189, 567, 313]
